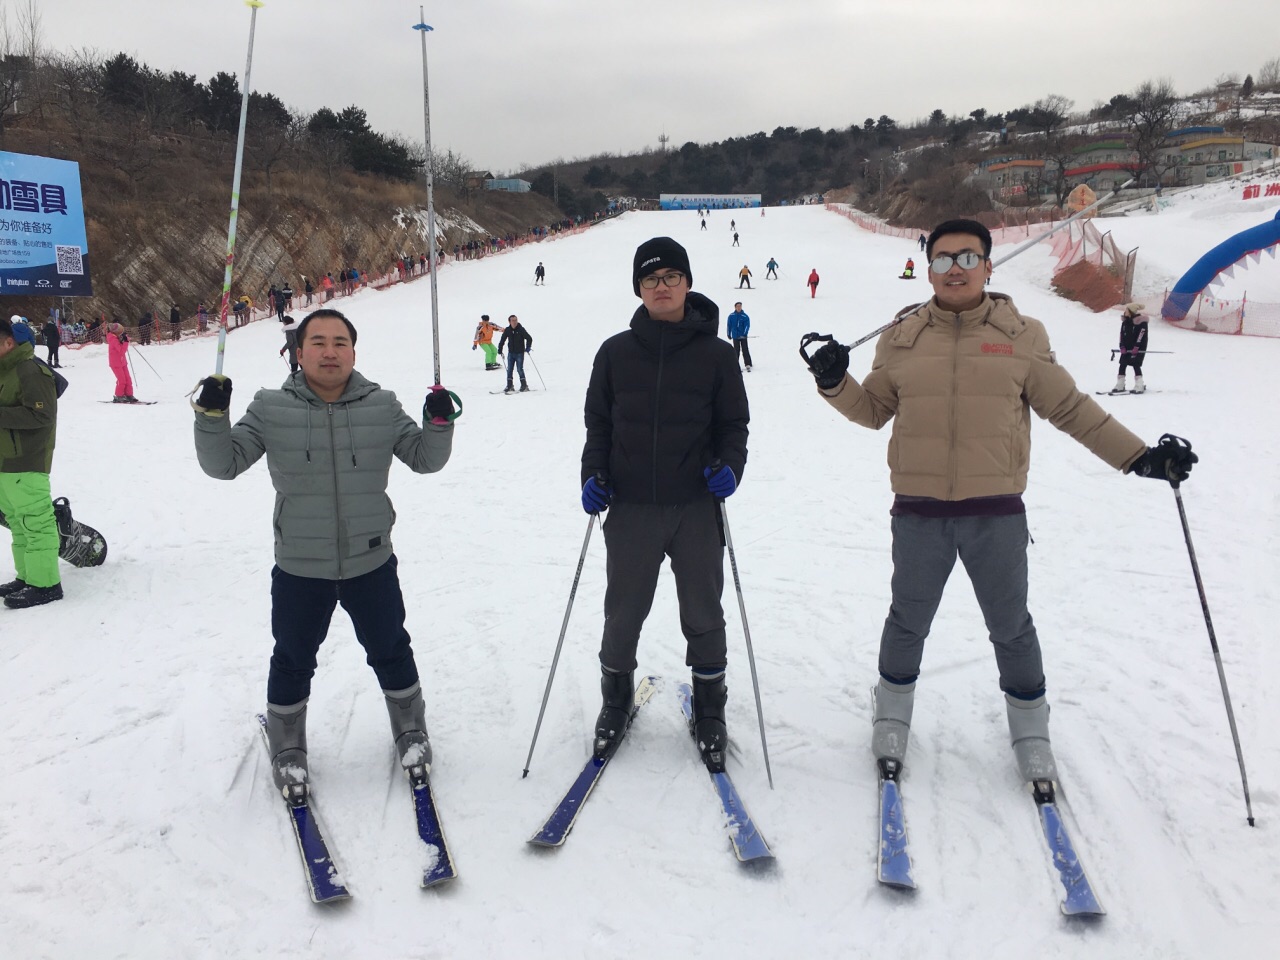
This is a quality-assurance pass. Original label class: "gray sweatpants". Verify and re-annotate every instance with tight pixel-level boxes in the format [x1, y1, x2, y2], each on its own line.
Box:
[599, 500, 727, 673]
[878, 513, 1045, 696]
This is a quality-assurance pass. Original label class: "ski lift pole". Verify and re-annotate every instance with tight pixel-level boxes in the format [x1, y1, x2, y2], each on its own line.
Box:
[213, 0, 265, 376]
[845, 178, 1137, 352]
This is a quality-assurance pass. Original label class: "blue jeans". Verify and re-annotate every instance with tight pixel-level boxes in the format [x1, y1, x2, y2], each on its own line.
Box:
[506, 351, 526, 384]
[267, 555, 418, 704]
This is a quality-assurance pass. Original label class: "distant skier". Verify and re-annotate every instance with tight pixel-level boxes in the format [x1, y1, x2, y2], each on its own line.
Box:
[278, 314, 300, 375]
[730, 219, 736, 231]
[727, 301, 752, 372]
[498, 314, 533, 393]
[191, 308, 458, 800]
[807, 268, 820, 298]
[534, 262, 546, 285]
[918, 233, 927, 251]
[901, 258, 915, 279]
[41, 316, 61, 368]
[700, 218, 707, 231]
[765, 258, 779, 280]
[738, 264, 752, 289]
[105, 322, 137, 403]
[1112, 302, 1149, 394]
[732, 232, 740, 247]
[472, 314, 502, 371]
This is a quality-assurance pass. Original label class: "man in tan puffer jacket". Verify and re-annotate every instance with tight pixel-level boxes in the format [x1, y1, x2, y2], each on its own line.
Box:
[803, 218, 1198, 786]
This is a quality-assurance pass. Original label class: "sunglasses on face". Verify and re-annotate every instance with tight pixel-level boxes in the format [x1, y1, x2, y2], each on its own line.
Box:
[929, 251, 987, 274]
[639, 272, 686, 289]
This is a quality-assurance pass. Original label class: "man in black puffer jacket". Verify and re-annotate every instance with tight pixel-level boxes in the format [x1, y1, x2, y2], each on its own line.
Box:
[580, 236, 749, 772]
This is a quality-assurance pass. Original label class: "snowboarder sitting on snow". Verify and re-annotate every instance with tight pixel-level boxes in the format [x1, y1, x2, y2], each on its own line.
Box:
[1112, 302, 1149, 394]
[0, 315, 62, 609]
[802, 218, 1197, 786]
[901, 258, 915, 279]
[580, 237, 749, 773]
[191, 308, 459, 800]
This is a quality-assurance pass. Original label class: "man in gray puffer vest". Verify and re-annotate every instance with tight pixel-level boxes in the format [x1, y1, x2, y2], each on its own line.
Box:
[192, 308, 459, 801]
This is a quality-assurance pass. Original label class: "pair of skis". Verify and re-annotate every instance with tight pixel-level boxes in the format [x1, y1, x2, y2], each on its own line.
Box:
[528, 677, 773, 863]
[255, 715, 457, 904]
[876, 756, 1105, 917]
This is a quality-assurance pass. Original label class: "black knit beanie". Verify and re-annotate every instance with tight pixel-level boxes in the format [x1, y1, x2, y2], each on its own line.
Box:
[632, 237, 692, 296]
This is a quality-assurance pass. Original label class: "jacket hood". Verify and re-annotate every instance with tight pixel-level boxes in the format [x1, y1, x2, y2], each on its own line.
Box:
[628, 291, 719, 349]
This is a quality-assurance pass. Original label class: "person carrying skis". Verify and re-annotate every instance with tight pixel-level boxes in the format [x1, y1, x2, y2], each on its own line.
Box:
[727, 301, 753, 372]
[534, 262, 546, 286]
[580, 237, 749, 772]
[802, 218, 1198, 785]
[738, 264, 752, 289]
[807, 268, 820, 298]
[765, 258, 779, 280]
[191, 308, 459, 799]
[472, 314, 502, 371]
[497, 314, 533, 393]
[1112, 302, 1149, 394]
[0, 315, 62, 608]
[106, 322, 137, 403]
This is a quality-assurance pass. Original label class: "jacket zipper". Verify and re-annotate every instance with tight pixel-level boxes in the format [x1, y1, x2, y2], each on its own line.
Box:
[651, 326, 665, 502]
[948, 315, 961, 499]
[328, 404, 344, 578]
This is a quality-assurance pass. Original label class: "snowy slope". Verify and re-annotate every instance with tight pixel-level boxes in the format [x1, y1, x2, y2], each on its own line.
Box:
[2, 203, 1277, 960]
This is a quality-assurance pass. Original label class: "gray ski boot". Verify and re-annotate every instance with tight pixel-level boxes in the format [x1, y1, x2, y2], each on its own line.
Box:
[264, 700, 309, 801]
[1006, 693, 1058, 782]
[872, 677, 916, 763]
[384, 682, 432, 777]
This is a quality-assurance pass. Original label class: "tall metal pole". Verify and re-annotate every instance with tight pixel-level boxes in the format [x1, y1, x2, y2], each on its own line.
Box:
[413, 9, 442, 386]
[214, 0, 265, 376]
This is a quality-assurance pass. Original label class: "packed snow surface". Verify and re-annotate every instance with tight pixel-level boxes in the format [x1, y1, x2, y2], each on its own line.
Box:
[3, 191, 1278, 959]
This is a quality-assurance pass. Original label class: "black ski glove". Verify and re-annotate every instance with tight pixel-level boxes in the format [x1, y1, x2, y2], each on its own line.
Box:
[424, 385, 456, 422]
[1128, 434, 1197, 485]
[807, 340, 851, 389]
[195, 375, 232, 412]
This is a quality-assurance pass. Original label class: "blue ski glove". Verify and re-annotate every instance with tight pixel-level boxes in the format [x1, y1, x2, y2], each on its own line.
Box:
[581, 475, 611, 514]
[704, 464, 737, 498]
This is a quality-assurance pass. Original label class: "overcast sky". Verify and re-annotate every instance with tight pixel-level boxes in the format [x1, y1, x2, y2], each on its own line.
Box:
[35, 0, 1280, 173]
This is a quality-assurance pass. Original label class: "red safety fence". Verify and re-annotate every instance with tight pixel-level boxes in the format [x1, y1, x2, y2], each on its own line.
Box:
[1160, 289, 1280, 338]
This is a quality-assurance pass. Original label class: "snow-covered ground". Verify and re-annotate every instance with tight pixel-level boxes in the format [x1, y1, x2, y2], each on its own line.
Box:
[3, 198, 1278, 959]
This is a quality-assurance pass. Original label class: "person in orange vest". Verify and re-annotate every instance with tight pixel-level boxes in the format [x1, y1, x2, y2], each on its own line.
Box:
[472, 314, 503, 370]
[807, 268, 820, 298]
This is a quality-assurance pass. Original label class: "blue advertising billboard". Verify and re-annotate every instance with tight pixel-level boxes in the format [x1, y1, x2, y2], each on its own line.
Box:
[0, 150, 92, 297]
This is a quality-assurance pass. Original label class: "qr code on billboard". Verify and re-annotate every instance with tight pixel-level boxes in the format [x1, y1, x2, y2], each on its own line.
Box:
[55, 245, 84, 275]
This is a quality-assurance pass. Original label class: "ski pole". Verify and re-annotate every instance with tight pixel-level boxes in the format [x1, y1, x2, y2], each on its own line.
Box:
[522, 512, 597, 778]
[133, 347, 163, 381]
[1111, 349, 1174, 358]
[842, 179, 1137, 352]
[527, 352, 547, 391]
[718, 498, 774, 789]
[213, 0, 264, 376]
[1162, 436, 1254, 826]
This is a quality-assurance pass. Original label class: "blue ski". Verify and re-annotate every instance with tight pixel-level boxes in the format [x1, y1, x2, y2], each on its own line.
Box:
[256, 715, 351, 904]
[407, 769, 458, 887]
[877, 758, 915, 889]
[1033, 780, 1105, 916]
[528, 676, 659, 847]
[677, 683, 774, 863]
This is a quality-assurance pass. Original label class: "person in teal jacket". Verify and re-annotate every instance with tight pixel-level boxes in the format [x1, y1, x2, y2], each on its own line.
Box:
[0, 315, 62, 609]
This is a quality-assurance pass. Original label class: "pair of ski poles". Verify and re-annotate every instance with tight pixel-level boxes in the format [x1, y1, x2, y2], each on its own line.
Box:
[522, 489, 773, 789]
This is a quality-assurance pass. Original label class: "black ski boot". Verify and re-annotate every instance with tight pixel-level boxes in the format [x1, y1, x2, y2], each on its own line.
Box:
[593, 668, 635, 760]
[0, 577, 28, 598]
[519, 380, 530, 392]
[692, 672, 729, 773]
[4, 582, 63, 608]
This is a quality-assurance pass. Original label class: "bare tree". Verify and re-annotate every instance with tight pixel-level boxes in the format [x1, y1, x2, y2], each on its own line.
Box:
[1127, 79, 1180, 188]
[1259, 57, 1280, 91]
[1030, 94, 1075, 138]
[47, 47, 104, 148]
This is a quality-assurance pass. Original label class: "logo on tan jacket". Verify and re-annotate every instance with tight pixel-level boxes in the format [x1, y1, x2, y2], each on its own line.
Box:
[981, 342, 1013, 356]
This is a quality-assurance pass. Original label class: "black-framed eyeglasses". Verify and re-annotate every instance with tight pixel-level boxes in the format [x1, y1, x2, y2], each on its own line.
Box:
[638, 272, 686, 289]
[929, 251, 987, 274]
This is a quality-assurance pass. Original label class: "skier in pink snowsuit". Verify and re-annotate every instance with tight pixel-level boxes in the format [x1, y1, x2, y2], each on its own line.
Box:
[106, 323, 135, 402]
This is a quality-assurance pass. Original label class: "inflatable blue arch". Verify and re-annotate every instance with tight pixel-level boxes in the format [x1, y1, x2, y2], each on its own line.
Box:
[1164, 209, 1280, 321]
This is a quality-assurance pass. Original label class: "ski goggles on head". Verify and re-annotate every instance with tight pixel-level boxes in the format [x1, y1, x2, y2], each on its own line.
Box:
[929, 251, 987, 274]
